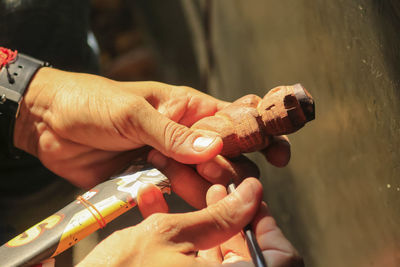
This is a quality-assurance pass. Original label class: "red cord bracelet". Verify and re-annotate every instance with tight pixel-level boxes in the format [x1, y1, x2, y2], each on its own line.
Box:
[0, 47, 18, 70]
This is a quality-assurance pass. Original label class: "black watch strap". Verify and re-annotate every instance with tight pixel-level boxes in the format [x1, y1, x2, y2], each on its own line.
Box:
[0, 50, 49, 158]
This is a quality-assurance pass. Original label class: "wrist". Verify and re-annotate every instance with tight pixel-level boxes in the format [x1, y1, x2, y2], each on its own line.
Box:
[0, 49, 50, 158]
[14, 67, 55, 156]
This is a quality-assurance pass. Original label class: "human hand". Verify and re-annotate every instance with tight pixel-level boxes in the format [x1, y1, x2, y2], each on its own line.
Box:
[14, 67, 227, 188]
[147, 133, 289, 208]
[147, 150, 260, 208]
[14, 68, 290, 190]
[77, 178, 303, 267]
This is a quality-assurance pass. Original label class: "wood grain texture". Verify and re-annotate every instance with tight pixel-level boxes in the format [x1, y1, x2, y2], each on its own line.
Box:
[192, 85, 312, 157]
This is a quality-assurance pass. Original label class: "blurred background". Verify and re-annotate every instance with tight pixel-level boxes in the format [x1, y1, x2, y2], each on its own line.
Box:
[87, 0, 400, 266]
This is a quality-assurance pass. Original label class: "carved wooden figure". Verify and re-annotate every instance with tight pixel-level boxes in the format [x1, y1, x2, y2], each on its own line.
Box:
[192, 84, 315, 157]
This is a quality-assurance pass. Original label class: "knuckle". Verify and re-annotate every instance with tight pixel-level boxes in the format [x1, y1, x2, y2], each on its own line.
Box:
[144, 213, 165, 226]
[233, 94, 262, 107]
[170, 86, 194, 104]
[163, 120, 192, 152]
[206, 199, 238, 233]
[146, 81, 173, 97]
[176, 85, 194, 93]
[109, 96, 146, 138]
[144, 213, 180, 237]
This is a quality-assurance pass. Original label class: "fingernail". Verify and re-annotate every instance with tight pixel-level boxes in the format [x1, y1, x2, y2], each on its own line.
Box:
[148, 150, 168, 169]
[193, 136, 216, 151]
[202, 161, 222, 179]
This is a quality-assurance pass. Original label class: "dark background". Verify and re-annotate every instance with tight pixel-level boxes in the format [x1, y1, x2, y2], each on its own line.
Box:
[89, 1, 400, 266]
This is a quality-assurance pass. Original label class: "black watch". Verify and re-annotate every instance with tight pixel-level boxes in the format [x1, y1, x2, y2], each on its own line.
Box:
[0, 50, 50, 158]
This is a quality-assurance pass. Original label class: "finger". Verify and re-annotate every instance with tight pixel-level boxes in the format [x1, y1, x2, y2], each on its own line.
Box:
[197, 185, 227, 263]
[148, 150, 212, 209]
[197, 155, 260, 185]
[63, 150, 141, 189]
[38, 129, 144, 188]
[197, 248, 222, 264]
[259, 135, 291, 167]
[137, 183, 169, 219]
[125, 82, 226, 162]
[136, 100, 223, 164]
[206, 185, 251, 264]
[173, 87, 230, 126]
[206, 184, 228, 205]
[220, 235, 249, 264]
[171, 178, 263, 251]
[253, 202, 304, 267]
[149, 85, 230, 127]
[204, 184, 250, 263]
[129, 82, 230, 125]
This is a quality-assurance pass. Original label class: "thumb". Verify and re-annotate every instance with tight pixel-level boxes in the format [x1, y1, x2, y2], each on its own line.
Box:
[137, 102, 223, 164]
[172, 178, 263, 250]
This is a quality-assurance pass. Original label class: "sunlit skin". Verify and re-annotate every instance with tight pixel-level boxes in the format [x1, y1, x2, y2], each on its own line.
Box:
[14, 67, 290, 208]
[13, 67, 299, 266]
[77, 179, 304, 267]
